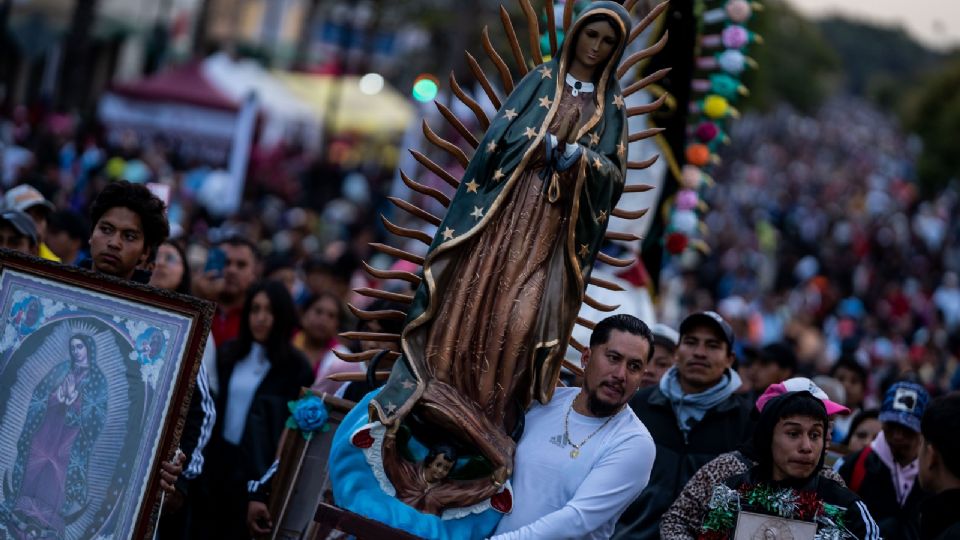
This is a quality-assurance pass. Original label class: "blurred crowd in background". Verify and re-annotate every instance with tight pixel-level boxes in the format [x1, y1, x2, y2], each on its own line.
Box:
[659, 98, 960, 408]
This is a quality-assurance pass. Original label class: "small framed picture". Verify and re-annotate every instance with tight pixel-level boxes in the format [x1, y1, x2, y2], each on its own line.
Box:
[0, 249, 214, 539]
[733, 510, 818, 540]
[268, 392, 354, 540]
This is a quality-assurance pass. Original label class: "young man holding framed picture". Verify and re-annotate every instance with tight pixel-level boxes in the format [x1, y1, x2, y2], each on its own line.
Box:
[84, 181, 216, 525]
[0, 226, 214, 537]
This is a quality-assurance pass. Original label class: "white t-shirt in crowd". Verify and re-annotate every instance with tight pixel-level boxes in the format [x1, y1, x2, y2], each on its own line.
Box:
[222, 343, 270, 445]
[491, 387, 655, 539]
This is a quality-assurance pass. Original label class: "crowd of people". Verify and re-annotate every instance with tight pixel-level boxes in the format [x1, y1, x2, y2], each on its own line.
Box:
[661, 97, 959, 401]
[1, 81, 959, 538]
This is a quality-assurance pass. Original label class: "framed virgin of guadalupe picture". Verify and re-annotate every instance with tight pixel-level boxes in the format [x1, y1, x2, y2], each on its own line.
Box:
[733, 511, 818, 540]
[0, 249, 214, 539]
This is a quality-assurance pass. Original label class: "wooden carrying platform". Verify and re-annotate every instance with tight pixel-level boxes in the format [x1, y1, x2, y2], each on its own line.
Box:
[312, 502, 422, 540]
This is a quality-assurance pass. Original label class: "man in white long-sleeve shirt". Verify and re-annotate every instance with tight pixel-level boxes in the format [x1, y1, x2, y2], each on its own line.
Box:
[491, 314, 657, 539]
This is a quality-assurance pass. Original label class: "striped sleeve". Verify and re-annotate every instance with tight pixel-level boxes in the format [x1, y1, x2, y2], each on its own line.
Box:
[850, 499, 880, 540]
[247, 459, 280, 496]
[184, 363, 216, 479]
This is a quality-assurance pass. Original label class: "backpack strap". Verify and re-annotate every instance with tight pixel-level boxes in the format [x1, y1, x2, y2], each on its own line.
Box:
[850, 445, 873, 494]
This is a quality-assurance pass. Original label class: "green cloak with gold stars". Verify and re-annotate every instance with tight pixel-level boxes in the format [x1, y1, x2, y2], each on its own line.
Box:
[371, 1, 633, 433]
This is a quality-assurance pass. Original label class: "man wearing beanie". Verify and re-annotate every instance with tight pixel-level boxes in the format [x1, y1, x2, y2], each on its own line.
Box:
[839, 381, 931, 540]
[660, 377, 853, 539]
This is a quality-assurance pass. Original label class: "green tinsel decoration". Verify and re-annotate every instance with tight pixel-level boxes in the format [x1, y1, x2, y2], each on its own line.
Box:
[701, 485, 741, 532]
[702, 483, 856, 540]
[820, 502, 845, 527]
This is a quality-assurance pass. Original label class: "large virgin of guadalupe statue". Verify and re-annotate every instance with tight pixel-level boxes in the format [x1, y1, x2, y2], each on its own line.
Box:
[333, 0, 668, 523]
[4, 333, 107, 535]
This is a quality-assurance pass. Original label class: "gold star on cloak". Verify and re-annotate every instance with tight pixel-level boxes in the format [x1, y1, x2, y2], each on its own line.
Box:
[538, 95, 553, 109]
[613, 94, 624, 109]
[385, 402, 398, 414]
[471, 206, 484, 219]
[487, 141, 497, 152]
[617, 142, 626, 158]
[504, 108, 518, 120]
[442, 227, 455, 241]
[493, 168, 505, 181]
[401, 380, 416, 390]
[466, 179, 479, 193]
[578, 243, 590, 258]
[524, 126, 538, 140]
[597, 210, 607, 224]
[538, 66, 552, 79]
[588, 132, 601, 146]
[593, 156, 603, 170]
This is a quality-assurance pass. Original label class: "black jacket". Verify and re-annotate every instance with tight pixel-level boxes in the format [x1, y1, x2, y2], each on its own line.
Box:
[613, 386, 754, 540]
[190, 341, 311, 538]
[838, 447, 930, 540]
[920, 488, 960, 540]
[213, 340, 313, 502]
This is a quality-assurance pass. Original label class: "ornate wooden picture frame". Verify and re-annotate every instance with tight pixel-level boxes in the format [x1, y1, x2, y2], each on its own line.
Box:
[0, 249, 214, 539]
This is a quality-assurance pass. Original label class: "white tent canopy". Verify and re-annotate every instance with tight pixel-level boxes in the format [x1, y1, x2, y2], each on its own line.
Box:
[202, 52, 321, 148]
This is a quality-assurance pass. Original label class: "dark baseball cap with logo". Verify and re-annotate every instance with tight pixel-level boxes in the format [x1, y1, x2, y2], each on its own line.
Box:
[879, 381, 929, 433]
[678, 311, 735, 351]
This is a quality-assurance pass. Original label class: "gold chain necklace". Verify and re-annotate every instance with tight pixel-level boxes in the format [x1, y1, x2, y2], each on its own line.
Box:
[563, 394, 616, 458]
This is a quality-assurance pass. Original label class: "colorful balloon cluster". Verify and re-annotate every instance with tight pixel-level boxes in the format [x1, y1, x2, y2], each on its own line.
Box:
[663, 0, 761, 256]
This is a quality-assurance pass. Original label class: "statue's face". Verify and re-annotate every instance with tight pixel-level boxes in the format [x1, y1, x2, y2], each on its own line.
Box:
[424, 453, 454, 483]
[70, 338, 88, 365]
[573, 19, 617, 75]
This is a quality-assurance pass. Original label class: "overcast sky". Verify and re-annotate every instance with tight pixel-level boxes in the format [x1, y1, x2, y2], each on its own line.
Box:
[786, 0, 959, 50]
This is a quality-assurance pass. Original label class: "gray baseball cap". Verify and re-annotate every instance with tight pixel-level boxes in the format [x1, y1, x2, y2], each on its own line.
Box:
[3, 184, 55, 214]
[678, 311, 734, 350]
[0, 208, 39, 245]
